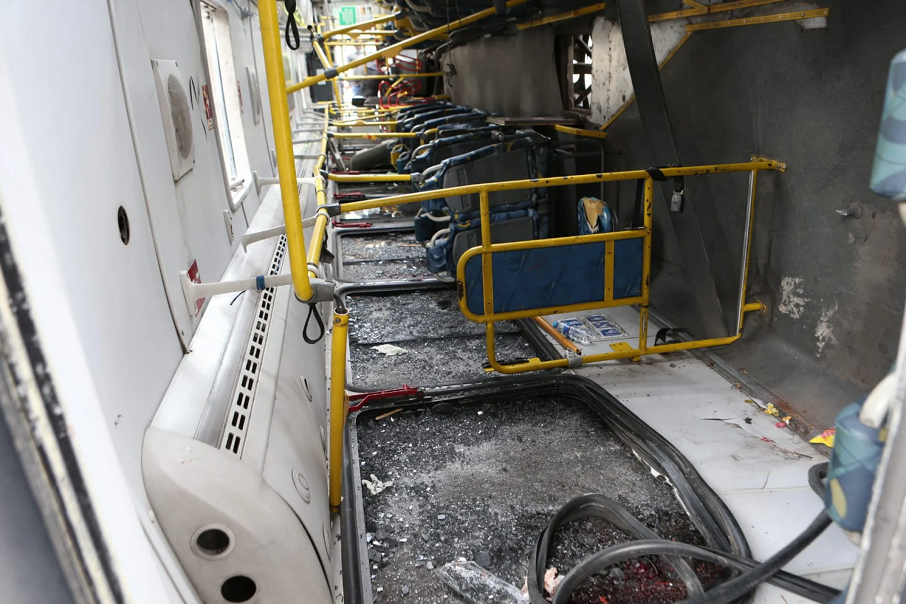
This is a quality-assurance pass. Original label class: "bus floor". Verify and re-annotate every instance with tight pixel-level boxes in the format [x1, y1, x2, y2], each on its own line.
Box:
[540, 305, 859, 603]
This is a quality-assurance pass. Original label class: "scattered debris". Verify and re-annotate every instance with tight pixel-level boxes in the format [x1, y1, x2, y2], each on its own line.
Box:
[474, 550, 491, 568]
[401, 585, 410, 596]
[363, 474, 394, 495]
[371, 344, 408, 356]
[544, 567, 564, 599]
[375, 408, 404, 421]
[744, 417, 753, 424]
[759, 437, 813, 460]
[435, 560, 528, 604]
[810, 428, 836, 447]
[764, 403, 781, 417]
[775, 421, 787, 428]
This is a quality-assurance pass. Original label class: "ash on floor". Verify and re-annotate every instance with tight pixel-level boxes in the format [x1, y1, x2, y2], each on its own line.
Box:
[346, 289, 537, 389]
[339, 232, 434, 281]
[355, 397, 723, 604]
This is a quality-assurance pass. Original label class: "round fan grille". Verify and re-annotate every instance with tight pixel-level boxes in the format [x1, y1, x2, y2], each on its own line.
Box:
[167, 74, 193, 160]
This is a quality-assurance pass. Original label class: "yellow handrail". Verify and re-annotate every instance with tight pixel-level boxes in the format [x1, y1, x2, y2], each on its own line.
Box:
[328, 308, 349, 510]
[258, 0, 313, 301]
[286, 0, 530, 93]
[308, 114, 331, 273]
[339, 73, 444, 80]
[323, 12, 398, 40]
[331, 159, 783, 372]
[517, 2, 607, 30]
[336, 160, 785, 213]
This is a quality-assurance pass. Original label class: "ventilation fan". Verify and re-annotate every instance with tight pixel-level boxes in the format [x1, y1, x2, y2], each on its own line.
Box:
[152, 60, 195, 181]
[247, 66, 263, 125]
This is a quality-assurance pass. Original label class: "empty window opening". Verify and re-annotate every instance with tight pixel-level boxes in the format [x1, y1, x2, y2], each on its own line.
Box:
[201, 2, 250, 194]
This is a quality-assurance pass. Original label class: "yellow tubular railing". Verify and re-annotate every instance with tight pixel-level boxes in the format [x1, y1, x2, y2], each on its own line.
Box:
[258, 0, 312, 301]
[286, 0, 529, 93]
[308, 113, 331, 272]
[517, 2, 608, 30]
[333, 159, 785, 373]
[323, 12, 398, 40]
[328, 172, 412, 183]
[328, 308, 349, 510]
[339, 73, 444, 80]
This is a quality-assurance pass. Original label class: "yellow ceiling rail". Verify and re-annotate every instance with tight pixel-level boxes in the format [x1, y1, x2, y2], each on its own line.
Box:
[323, 12, 398, 40]
[326, 40, 385, 47]
[649, 0, 785, 22]
[331, 119, 398, 127]
[287, 0, 530, 93]
[517, 2, 607, 30]
[685, 8, 829, 31]
[550, 124, 608, 139]
[331, 132, 418, 139]
[683, 0, 709, 10]
[327, 173, 412, 183]
[345, 29, 398, 37]
[339, 73, 443, 80]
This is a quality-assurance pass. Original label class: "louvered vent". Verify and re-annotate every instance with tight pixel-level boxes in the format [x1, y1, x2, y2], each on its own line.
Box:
[220, 235, 288, 456]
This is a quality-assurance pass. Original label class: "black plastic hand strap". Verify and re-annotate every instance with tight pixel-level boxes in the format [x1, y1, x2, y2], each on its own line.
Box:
[284, 0, 300, 50]
[303, 303, 325, 344]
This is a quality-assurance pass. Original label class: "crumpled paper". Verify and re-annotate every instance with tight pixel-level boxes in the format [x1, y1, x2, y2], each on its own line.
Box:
[362, 474, 393, 495]
[371, 344, 408, 356]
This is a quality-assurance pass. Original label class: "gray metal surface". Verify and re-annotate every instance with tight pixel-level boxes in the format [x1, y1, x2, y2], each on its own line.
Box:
[0, 400, 73, 603]
[606, 0, 906, 426]
[615, 0, 727, 340]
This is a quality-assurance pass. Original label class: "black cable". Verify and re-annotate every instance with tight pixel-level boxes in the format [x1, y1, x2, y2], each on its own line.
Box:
[283, 0, 300, 50]
[529, 494, 703, 603]
[540, 464, 836, 604]
[809, 462, 829, 500]
[678, 511, 831, 604]
[551, 539, 839, 604]
[303, 303, 325, 344]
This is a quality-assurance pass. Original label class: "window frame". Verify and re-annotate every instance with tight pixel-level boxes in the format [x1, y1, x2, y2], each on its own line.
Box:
[199, 0, 252, 209]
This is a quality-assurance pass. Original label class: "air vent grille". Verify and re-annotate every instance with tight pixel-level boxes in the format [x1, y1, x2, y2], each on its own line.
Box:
[220, 235, 288, 456]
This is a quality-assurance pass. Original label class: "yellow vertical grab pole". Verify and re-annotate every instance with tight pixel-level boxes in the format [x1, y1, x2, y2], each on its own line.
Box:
[258, 0, 313, 301]
[637, 177, 654, 356]
[329, 308, 350, 511]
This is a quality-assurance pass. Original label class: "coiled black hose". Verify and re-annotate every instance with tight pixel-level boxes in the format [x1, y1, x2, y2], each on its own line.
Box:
[534, 463, 839, 604]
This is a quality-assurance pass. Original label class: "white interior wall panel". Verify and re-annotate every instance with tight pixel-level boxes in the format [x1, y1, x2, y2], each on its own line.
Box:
[117, 0, 268, 340]
[0, 0, 184, 499]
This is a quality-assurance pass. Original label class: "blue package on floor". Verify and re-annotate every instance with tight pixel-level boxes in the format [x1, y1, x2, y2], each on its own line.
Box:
[553, 318, 598, 345]
[584, 314, 627, 339]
